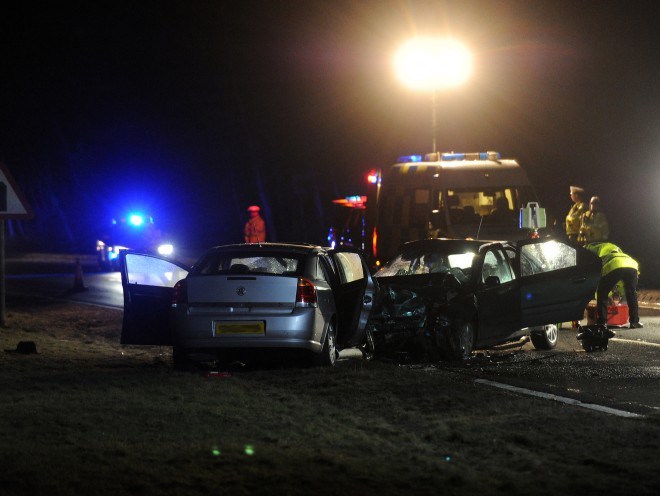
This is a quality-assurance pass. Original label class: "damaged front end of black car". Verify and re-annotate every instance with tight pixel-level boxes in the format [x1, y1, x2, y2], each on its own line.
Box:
[364, 237, 601, 363]
[367, 270, 477, 363]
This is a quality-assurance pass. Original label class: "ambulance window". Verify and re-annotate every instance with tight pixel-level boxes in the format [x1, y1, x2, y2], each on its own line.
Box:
[445, 191, 464, 223]
[411, 189, 430, 226]
[429, 191, 446, 231]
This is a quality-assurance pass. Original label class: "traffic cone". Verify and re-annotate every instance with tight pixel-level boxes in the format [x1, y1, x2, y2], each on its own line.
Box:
[70, 257, 88, 292]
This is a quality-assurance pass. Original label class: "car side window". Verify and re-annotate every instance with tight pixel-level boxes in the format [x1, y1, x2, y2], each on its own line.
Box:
[315, 257, 328, 282]
[520, 240, 577, 276]
[318, 255, 336, 284]
[504, 246, 518, 279]
[125, 253, 188, 287]
[482, 249, 513, 284]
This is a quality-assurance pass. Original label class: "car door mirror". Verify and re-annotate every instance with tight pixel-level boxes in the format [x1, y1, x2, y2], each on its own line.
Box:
[484, 275, 501, 288]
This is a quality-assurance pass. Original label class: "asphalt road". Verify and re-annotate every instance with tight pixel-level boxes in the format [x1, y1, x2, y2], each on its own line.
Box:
[450, 313, 660, 416]
[4, 254, 660, 417]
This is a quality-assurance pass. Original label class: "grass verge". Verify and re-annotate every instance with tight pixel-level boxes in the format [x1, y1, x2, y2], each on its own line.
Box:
[1, 299, 659, 495]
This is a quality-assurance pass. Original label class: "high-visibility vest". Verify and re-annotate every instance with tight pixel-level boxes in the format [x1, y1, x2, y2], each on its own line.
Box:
[244, 216, 266, 243]
[578, 211, 610, 245]
[565, 202, 587, 237]
[585, 242, 638, 276]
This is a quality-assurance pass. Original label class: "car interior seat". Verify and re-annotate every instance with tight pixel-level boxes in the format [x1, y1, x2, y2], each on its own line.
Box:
[229, 264, 250, 274]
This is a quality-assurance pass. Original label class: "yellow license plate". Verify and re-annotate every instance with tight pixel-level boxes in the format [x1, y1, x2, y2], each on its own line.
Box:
[214, 321, 265, 335]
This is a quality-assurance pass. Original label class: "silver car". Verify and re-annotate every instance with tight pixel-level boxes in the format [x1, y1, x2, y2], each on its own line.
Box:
[119, 243, 375, 367]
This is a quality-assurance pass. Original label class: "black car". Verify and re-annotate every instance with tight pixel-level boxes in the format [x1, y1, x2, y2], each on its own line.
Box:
[366, 237, 601, 361]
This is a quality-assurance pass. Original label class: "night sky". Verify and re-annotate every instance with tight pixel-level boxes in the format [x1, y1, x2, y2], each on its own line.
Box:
[1, 1, 658, 280]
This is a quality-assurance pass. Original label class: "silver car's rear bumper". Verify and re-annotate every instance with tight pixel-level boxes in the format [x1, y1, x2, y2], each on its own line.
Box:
[171, 306, 325, 353]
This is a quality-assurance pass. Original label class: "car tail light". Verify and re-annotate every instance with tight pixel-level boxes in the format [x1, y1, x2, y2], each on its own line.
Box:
[171, 280, 188, 307]
[295, 277, 317, 307]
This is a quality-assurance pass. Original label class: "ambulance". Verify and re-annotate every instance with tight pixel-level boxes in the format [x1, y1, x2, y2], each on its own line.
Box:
[367, 151, 543, 266]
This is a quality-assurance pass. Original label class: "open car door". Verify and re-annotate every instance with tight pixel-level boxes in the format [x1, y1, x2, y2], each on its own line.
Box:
[120, 251, 190, 345]
[516, 238, 601, 328]
[328, 249, 376, 349]
[474, 243, 521, 344]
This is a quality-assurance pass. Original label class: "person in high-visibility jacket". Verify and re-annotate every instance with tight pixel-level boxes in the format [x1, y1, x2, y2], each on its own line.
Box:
[578, 196, 610, 245]
[565, 185, 588, 242]
[244, 205, 266, 243]
[585, 242, 643, 329]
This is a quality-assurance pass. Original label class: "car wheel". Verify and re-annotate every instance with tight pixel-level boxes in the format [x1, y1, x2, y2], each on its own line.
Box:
[530, 324, 558, 350]
[440, 319, 475, 361]
[314, 322, 337, 367]
[358, 327, 376, 361]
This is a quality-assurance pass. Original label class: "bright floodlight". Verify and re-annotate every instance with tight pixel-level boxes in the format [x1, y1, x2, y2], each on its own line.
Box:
[394, 38, 472, 91]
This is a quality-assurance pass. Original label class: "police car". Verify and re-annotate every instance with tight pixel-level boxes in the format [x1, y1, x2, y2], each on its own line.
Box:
[96, 212, 174, 271]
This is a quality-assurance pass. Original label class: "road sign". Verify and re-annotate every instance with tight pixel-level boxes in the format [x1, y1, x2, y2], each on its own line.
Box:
[0, 162, 34, 219]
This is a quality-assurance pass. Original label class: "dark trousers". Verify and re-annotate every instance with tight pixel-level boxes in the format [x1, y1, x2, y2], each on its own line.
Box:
[596, 267, 639, 325]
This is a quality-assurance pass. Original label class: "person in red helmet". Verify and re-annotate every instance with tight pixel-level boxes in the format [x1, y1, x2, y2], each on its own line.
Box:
[244, 205, 266, 243]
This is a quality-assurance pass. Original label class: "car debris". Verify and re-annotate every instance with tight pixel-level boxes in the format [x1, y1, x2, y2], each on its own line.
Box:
[576, 324, 616, 352]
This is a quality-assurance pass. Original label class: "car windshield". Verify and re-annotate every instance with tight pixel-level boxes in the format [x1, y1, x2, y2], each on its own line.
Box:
[376, 249, 476, 278]
[193, 251, 304, 276]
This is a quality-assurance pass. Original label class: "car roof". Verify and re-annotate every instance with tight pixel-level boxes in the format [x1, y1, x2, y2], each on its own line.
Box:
[397, 238, 492, 255]
[207, 242, 324, 255]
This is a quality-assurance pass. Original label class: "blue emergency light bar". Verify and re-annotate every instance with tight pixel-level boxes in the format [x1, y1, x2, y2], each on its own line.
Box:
[441, 151, 501, 161]
[397, 151, 502, 163]
[111, 213, 154, 228]
[129, 214, 145, 227]
[396, 154, 423, 163]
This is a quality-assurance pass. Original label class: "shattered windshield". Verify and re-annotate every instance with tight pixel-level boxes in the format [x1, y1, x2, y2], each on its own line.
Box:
[376, 250, 475, 278]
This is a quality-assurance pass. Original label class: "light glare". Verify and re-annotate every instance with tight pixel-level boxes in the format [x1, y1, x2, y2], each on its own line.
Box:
[395, 38, 472, 91]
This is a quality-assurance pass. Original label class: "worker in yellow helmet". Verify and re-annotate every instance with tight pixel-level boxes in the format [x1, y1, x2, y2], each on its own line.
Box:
[585, 242, 642, 329]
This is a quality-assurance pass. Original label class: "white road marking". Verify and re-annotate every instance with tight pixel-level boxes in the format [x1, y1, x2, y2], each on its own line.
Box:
[610, 338, 660, 348]
[475, 379, 643, 418]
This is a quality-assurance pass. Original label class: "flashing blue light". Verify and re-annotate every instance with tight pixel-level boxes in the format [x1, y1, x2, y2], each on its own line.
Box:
[129, 214, 145, 227]
[397, 154, 423, 163]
